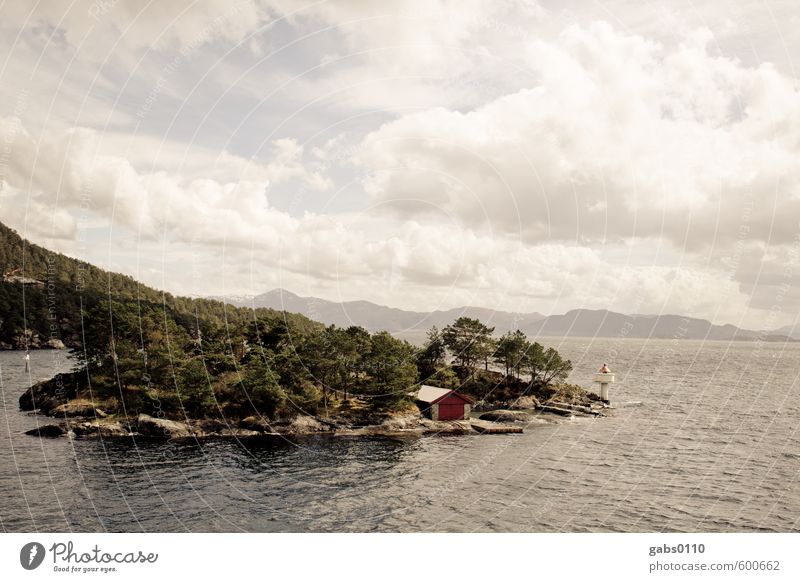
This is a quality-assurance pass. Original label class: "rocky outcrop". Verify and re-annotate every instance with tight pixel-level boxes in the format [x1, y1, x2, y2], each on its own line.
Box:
[218, 428, 262, 438]
[19, 376, 76, 413]
[194, 419, 269, 438]
[23, 398, 546, 441]
[195, 419, 228, 435]
[50, 400, 106, 418]
[45, 338, 66, 349]
[71, 421, 130, 437]
[136, 414, 194, 439]
[509, 395, 540, 409]
[238, 416, 275, 433]
[377, 414, 423, 430]
[25, 424, 67, 437]
[420, 419, 473, 434]
[479, 410, 532, 422]
[13, 329, 42, 350]
[282, 415, 326, 433]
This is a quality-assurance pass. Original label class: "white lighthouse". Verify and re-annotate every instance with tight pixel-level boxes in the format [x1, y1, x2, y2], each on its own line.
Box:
[594, 367, 615, 404]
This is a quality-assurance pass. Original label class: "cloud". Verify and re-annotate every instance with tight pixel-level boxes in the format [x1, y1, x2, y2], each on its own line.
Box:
[0, 1, 276, 53]
[0, 110, 765, 328]
[357, 22, 800, 252]
[0, 119, 332, 249]
[2, 5, 799, 330]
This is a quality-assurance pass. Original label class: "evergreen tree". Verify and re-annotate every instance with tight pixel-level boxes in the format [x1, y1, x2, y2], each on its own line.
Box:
[442, 317, 495, 374]
[494, 330, 529, 378]
[416, 325, 446, 379]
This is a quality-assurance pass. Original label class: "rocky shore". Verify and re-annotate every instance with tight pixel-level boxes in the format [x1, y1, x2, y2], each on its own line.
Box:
[23, 402, 606, 440]
[23, 411, 484, 440]
[0, 328, 69, 350]
[20, 375, 606, 441]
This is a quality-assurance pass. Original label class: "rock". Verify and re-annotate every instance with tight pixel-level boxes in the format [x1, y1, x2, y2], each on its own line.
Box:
[45, 338, 66, 349]
[194, 419, 227, 435]
[50, 400, 106, 418]
[379, 413, 423, 430]
[136, 414, 194, 439]
[13, 329, 42, 350]
[25, 424, 66, 437]
[353, 425, 423, 437]
[420, 418, 473, 434]
[510, 395, 540, 409]
[282, 415, 326, 434]
[536, 404, 574, 417]
[19, 376, 76, 413]
[238, 415, 274, 432]
[218, 428, 262, 438]
[479, 410, 532, 423]
[72, 421, 130, 437]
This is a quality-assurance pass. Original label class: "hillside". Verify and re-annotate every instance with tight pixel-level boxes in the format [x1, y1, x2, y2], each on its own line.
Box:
[0, 222, 314, 350]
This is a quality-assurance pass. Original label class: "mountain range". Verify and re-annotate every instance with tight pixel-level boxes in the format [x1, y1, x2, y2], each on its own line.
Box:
[772, 324, 800, 340]
[220, 289, 795, 345]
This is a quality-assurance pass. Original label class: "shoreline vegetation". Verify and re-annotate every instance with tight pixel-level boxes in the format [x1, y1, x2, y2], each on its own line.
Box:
[0, 222, 602, 440]
[18, 318, 603, 440]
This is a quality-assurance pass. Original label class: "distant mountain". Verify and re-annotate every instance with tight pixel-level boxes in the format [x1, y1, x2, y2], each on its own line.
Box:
[219, 289, 794, 344]
[525, 310, 787, 342]
[222, 289, 545, 339]
[772, 324, 800, 340]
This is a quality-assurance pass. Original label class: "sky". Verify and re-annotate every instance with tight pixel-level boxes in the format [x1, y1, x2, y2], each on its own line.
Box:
[1, 0, 800, 330]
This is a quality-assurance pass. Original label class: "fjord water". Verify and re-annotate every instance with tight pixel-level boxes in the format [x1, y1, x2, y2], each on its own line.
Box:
[2, 339, 799, 533]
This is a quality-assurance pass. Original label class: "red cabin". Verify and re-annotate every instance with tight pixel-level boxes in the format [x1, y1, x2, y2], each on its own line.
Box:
[415, 385, 473, 421]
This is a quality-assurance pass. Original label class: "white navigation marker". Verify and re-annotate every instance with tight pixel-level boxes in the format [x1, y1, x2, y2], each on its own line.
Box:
[593, 372, 615, 404]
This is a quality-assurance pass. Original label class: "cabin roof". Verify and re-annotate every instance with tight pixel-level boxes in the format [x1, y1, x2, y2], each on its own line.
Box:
[416, 385, 474, 404]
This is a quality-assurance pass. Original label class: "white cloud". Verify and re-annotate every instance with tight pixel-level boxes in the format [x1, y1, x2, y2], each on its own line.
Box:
[2, 3, 800, 330]
[0, 1, 276, 53]
[357, 22, 800, 252]
[0, 119, 341, 256]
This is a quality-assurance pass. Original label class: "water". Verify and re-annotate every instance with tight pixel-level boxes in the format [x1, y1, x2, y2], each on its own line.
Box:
[2, 339, 799, 533]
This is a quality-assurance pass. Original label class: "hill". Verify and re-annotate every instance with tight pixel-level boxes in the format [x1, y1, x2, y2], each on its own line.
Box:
[224, 288, 545, 337]
[772, 324, 800, 340]
[224, 288, 793, 344]
[0, 222, 315, 350]
[525, 309, 784, 342]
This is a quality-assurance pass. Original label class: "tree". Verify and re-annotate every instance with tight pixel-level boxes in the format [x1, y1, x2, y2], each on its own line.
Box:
[540, 347, 573, 386]
[522, 341, 546, 383]
[478, 334, 497, 372]
[362, 331, 418, 410]
[442, 317, 495, 373]
[494, 330, 528, 377]
[336, 326, 371, 400]
[243, 358, 287, 417]
[416, 326, 446, 379]
[300, 326, 339, 407]
[177, 359, 215, 417]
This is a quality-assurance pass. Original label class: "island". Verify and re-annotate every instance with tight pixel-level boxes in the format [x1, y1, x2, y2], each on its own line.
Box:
[1, 221, 602, 441]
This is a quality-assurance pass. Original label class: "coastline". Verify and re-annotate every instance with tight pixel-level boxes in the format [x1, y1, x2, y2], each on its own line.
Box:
[19, 372, 606, 441]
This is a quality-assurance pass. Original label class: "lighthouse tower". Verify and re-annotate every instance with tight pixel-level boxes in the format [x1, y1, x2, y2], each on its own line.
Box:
[593, 370, 615, 404]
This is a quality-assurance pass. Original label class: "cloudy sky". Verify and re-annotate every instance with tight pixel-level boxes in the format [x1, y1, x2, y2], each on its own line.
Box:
[1, 0, 800, 330]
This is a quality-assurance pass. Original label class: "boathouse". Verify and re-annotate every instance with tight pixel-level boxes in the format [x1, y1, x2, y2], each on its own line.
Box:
[415, 385, 473, 421]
